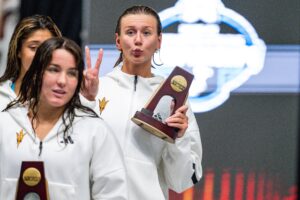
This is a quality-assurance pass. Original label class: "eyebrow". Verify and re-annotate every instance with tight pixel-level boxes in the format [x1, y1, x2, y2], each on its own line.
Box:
[25, 39, 42, 43]
[49, 64, 78, 70]
[125, 25, 154, 28]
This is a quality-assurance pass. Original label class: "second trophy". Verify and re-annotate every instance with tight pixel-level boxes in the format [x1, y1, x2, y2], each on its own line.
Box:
[15, 161, 49, 200]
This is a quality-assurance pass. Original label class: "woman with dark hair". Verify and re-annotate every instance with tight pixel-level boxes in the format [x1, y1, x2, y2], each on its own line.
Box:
[0, 37, 127, 200]
[0, 14, 62, 111]
[85, 5, 202, 200]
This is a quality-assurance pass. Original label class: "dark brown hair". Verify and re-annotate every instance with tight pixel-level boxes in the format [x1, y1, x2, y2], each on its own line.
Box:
[6, 37, 97, 141]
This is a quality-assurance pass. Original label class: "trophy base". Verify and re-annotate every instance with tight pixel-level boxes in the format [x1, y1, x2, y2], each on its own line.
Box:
[132, 111, 178, 143]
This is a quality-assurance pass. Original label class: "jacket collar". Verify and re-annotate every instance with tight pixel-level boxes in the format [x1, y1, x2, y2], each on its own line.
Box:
[6, 103, 90, 142]
[106, 64, 164, 90]
[0, 80, 17, 99]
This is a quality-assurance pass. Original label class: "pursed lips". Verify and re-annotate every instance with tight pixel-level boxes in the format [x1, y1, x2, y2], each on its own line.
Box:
[132, 49, 143, 56]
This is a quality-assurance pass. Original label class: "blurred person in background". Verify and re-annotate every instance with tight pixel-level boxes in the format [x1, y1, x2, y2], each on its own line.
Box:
[0, 0, 20, 76]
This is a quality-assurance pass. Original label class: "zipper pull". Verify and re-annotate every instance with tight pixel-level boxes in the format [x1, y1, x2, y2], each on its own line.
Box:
[38, 141, 43, 157]
[67, 136, 74, 144]
[134, 75, 138, 91]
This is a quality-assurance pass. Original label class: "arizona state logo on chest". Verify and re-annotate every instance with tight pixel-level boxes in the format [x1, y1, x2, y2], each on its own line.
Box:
[99, 97, 109, 115]
[16, 129, 27, 148]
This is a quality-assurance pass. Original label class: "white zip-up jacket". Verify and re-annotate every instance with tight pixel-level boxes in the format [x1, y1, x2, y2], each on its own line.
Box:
[0, 80, 16, 111]
[0, 104, 128, 200]
[89, 66, 202, 200]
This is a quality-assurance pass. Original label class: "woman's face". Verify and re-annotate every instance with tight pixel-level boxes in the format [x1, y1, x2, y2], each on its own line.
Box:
[116, 14, 161, 67]
[18, 29, 53, 78]
[40, 49, 79, 110]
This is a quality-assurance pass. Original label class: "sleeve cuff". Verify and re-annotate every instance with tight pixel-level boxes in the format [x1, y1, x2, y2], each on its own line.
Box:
[80, 93, 97, 109]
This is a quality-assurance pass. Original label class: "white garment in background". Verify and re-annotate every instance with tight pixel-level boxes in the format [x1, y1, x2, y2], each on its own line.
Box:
[0, 79, 16, 111]
[0, 0, 20, 76]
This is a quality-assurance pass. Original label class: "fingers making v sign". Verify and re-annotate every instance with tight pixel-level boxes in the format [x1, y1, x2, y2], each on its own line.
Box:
[81, 46, 103, 101]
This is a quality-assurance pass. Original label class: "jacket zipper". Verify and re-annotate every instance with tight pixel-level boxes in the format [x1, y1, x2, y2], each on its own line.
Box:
[134, 75, 138, 91]
[38, 141, 43, 157]
[123, 75, 138, 148]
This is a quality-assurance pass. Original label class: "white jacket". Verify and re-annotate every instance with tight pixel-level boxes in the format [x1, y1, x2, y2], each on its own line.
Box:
[89, 66, 202, 200]
[0, 80, 17, 111]
[0, 104, 128, 200]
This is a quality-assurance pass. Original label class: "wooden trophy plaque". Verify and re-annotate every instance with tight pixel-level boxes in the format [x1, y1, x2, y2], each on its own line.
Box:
[132, 66, 194, 143]
[15, 161, 49, 200]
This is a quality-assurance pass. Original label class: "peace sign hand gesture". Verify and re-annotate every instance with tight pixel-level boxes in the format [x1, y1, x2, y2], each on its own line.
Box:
[81, 46, 103, 101]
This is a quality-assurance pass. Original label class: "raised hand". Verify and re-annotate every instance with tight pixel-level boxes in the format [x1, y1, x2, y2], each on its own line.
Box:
[81, 46, 103, 101]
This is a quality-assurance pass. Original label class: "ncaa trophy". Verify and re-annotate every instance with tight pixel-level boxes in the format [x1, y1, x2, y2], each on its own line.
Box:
[15, 161, 49, 200]
[132, 66, 194, 143]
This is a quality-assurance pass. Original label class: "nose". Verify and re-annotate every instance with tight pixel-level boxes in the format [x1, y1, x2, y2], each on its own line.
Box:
[134, 32, 142, 45]
[57, 72, 67, 86]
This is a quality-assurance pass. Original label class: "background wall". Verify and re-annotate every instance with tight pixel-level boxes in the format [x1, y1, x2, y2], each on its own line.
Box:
[87, 0, 300, 45]
[193, 93, 298, 199]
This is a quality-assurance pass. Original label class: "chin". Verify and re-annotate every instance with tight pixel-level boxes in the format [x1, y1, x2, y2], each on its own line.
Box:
[48, 100, 68, 109]
[132, 60, 148, 66]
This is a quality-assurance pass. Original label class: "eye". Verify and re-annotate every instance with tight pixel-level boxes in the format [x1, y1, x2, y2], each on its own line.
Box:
[144, 31, 152, 36]
[126, 29, 135, 36]
[46, 65, 59, 73]
[67, 69, 78, 77]
[28, 45, 39, 52]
